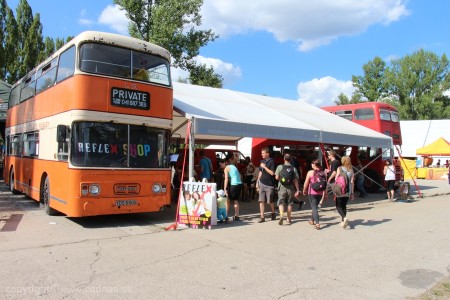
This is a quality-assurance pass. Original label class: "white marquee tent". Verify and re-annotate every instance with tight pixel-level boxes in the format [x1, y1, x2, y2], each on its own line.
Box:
[172, 82, 392, 148]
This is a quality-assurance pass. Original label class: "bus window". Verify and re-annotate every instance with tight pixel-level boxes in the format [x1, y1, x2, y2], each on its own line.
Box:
[379, 109, 391, 121]
[71, 122, 170, 168]
[9, 86, 21, 108]
[10, 135, 21, 156]
[79, 42, 171, 86]
[354, 108, 374, 120]
[56, 46, 76, 83]
[20, 73, 36, 102]
[36, 58, 58, 94]
[335, 110, 352, 120]
[390, 111, 400, 122]
[132, 51, 170, 85]
[23, 132, 39, 157]
[80, 43, 131, 77]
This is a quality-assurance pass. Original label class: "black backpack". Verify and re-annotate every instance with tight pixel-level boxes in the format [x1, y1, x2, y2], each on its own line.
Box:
[311, 170, 327, 192]
[279, 165, 295, 187]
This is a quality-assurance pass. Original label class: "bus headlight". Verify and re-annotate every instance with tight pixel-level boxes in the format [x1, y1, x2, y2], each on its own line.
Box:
[152, 183, 162, 194]
[89, 184, 101, 196]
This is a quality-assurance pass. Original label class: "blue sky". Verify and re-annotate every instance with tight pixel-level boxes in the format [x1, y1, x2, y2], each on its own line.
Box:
[6, 0, 450, 106]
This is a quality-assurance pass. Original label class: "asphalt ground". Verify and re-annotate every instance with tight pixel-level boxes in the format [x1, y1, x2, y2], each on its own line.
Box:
[0, 179, 449, 299]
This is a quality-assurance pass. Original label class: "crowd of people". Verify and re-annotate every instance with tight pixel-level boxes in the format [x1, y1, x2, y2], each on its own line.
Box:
[173, 148, 394, 230]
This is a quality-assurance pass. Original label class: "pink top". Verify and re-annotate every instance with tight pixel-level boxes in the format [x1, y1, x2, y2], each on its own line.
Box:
[307, 170, 325, 196]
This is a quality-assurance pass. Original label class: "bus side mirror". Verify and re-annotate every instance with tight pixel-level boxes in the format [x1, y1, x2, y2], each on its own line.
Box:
[56, 125, 67, 142]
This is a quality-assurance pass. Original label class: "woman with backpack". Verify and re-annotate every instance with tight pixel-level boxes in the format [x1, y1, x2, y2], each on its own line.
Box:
[302, 159, 326, 230]
[334, 156, 355, 229]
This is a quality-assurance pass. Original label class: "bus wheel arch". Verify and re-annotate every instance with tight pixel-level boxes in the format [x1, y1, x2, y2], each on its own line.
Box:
[364, 169, 381, 193]
[40, 174, 58, 216]
[9, 167, 20, 195]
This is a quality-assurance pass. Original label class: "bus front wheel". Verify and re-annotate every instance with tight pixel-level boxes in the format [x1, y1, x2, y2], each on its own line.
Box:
[9, 170, 20, 195]
[42, 177, 58, 216]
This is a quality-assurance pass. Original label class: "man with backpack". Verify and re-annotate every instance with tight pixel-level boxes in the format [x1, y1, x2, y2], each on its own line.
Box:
[274, 154, 300, 225]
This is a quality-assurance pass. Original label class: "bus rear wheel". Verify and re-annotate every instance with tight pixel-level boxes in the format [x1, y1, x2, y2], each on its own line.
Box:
[42, 177, 58, 216]
[9, 170, 20, 195]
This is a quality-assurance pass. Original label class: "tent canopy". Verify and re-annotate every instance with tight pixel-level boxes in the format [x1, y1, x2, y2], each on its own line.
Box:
[416, 137, 450, 156]
[172, 82, 393, 148]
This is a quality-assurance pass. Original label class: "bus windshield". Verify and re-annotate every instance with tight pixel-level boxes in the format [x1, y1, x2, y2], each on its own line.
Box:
[71, 122, 170, 168]
[79, 43, 170, 85]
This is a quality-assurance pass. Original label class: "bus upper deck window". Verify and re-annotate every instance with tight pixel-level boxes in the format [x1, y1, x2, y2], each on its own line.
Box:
[354, 108, 374, 120]
[379, 109, 391, 121]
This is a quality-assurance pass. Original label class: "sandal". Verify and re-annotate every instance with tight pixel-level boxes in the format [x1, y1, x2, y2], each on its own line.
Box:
[314, 224, 321, 230]
[308, 219, 315, 225]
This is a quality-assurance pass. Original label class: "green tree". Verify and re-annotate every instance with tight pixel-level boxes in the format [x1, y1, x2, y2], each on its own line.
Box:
[352, 56, 389, 102]
[386, 50, 450, 120]
[22, 13, 44, 73]
[40, 36, 55, 62]
[188, 63, 223, 88]
[0, 0, 6, 79]
[334, 92, 363, 105]
[114, 0, 222, 87]
[2, 4, 18, 84]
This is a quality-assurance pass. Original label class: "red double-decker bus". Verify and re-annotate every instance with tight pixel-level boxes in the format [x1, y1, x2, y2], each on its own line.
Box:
[321, 102, 402, 145]
[321, 102, 403, 192]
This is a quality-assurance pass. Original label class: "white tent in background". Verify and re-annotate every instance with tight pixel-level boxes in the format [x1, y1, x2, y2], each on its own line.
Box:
[172, 83, 393, 179]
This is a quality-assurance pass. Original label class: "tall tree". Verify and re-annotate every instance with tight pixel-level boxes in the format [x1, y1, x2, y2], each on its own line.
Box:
[188, 63, 223, 88]
[40, 36, 55, 62]
[352, 56, 389, 102]
[22, 13, 44, 74]
[2, 4, 18, 84]
[114, 0, 222, 87]
[16, 0, 36, 77]
[0, 0, 6, 79]
[386, 50, 450, 120]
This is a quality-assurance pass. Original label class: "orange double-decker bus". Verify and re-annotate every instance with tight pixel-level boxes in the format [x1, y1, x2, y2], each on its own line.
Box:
[4, 31, 173, 217]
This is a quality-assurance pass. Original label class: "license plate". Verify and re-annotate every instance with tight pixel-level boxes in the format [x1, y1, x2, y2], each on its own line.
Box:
[115, 200, 138, 207]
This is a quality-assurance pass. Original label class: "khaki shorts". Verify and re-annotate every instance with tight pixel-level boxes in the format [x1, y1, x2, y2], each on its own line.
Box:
[258, 182, 274, 204]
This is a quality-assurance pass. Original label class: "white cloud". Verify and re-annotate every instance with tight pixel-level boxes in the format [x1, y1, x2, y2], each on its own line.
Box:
[195, 56, 242, 84]
[201, 0, 410, 51]
[97, 5, 129, 35]
[297, 76, 355, 106]
[171, 56, 242, 85]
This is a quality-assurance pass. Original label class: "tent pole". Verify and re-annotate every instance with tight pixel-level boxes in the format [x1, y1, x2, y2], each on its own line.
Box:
[189, 117, 195, 181]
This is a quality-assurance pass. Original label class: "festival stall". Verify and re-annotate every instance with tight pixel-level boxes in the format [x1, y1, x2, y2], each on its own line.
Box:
[416, 137, 450, 180]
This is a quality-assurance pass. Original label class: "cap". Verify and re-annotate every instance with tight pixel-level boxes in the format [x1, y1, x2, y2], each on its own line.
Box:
[217, 190, 225, 197]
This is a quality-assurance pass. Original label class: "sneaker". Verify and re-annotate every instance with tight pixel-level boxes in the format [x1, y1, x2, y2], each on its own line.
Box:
[271, 213, 276, 220]
[343, 218, 349, 229]
[286, 218, 292, 225]
[278, 218, 283, 225]
[225, 217, 229, 224]
[218, 220, 223, 224]
[258, 217, 265, 223]
[234, 216, 240, 221]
